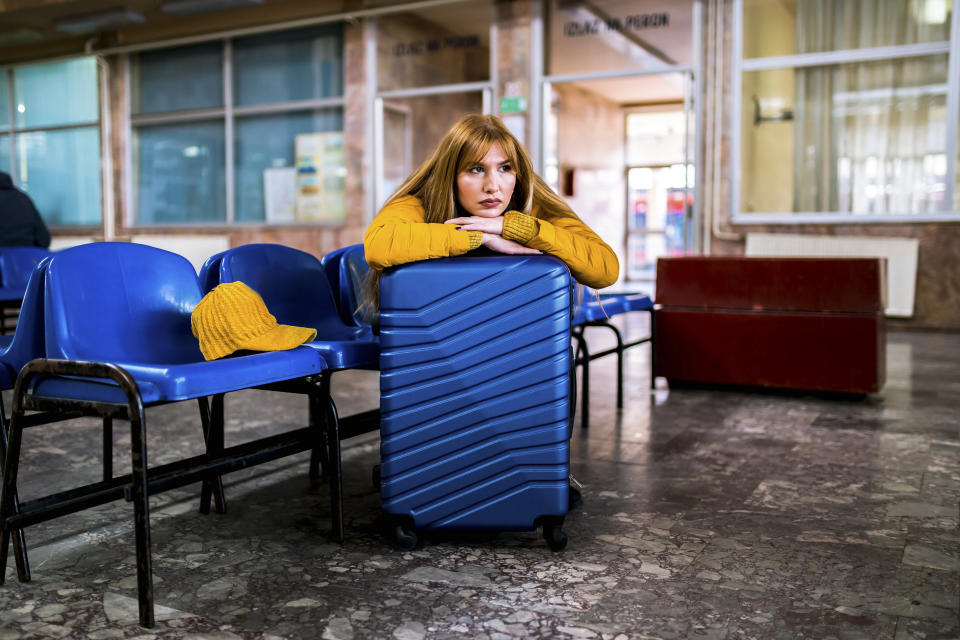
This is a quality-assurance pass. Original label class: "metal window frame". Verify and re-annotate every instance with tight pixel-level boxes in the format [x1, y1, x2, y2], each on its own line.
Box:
[368, 0, 498, 217]
[731, 0, 960, 224]
[0, 60, 103, 229]
[125, 28, 348, 228]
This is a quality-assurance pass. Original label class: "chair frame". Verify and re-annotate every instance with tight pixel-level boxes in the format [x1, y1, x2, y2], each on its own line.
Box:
[0, 358, 336, 627]
[571, 296, 654, 430]
[0, 243, 340, 628]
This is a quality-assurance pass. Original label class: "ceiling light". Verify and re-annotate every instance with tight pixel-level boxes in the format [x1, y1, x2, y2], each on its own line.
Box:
[161, 0, 263, 16]
[0, 28, 44, 48]
[53, 8, 146, 35]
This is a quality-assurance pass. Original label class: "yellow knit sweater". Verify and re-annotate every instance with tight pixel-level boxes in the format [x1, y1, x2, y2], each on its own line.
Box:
[364, 195, 619, 289]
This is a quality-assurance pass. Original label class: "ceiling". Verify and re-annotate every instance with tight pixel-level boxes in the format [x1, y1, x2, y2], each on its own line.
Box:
[0, 0, 343, 58]
[1, 0, 692, 106]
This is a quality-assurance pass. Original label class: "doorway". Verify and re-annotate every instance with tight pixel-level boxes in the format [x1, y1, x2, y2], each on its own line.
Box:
[540, 0, 701, 288]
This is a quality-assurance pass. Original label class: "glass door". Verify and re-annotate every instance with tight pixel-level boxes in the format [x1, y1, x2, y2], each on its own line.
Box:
[625, 105, 695, 280]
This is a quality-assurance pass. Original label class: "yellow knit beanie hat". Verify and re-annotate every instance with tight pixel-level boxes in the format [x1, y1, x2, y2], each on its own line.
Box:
[191, 281, 317, 360]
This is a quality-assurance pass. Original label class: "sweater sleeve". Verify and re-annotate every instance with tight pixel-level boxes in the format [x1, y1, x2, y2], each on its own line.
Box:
[364, 195, 481, 269]
[504, 209, 619, 289]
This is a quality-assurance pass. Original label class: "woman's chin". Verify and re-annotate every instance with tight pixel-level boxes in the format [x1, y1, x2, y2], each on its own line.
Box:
[469, 207, 507, 218]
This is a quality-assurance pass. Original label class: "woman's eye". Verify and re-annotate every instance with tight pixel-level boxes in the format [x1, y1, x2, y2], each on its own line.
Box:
[469, 166, 484, 174]
[499, 164, 512, 173]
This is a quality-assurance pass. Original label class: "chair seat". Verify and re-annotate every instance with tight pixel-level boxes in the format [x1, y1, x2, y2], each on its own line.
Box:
[30, 346, 324, 405]
[620, 293, 653, 311]
[573, 293, 653, 325]
[574, 298, 627, 324]
[307, 336, 379, 370]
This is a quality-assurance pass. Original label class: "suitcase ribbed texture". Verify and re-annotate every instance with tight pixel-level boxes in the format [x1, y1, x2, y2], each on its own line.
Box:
[379, 256, 570, 531]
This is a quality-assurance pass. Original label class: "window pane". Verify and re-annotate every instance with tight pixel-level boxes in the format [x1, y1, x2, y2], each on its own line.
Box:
[233, 25, 343, 106]
[131, 43, 223, 114]
[14, 58, 98, 129]
[548, 0, 693, 75]
[741, 55, 948, 215]
[0, 135, 10, 173]
[17, 127, 101, 226]
[0, 74, 9, 131]
[380, 92, 484, 205]
[377, 4, 491, 91]
[743, 0, 952, 59]
[234, 108, 344, 223]
[134, 121, 225, 224]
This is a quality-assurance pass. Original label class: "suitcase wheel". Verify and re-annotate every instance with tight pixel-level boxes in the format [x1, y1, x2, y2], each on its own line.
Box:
[393, 524, 418, 550]
[543, 523, 567, 552]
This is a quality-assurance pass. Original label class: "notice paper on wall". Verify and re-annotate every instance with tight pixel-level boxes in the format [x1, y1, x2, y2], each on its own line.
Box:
[263, 167, 297, 223]
[295, 132, 346, 224]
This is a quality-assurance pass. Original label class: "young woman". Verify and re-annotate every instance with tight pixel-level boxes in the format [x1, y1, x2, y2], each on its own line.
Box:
[363, 114, 617, 510]
[363, 114, 619, 293]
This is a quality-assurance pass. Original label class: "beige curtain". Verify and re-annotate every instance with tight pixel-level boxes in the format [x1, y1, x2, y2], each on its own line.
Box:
[793, 0, 950, 213]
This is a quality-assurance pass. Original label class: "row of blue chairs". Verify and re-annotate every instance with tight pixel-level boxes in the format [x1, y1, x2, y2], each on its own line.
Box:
[0, 241, 653, 628]
[0, 242, 375, 627]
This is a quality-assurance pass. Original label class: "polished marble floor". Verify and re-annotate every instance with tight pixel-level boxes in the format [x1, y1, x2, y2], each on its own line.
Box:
[0, 319, 957, 640]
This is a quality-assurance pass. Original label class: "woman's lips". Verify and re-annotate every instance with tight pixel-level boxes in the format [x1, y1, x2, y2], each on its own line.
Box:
[480, 199, 501, 207]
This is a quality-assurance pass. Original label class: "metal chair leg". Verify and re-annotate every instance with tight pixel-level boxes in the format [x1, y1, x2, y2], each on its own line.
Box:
[598, 322, 626, 408]
[319, 374, 344, 543]
[102, 417, 113, 482]
[0, 403, 30, 584]
[197, 396, 226, 515]
[649, 309, 657, 390]
[0, 398, 29, 582]
[308, 393, 329, 481]
[577, 335, 591, 430]
[128, 405, 155, 628]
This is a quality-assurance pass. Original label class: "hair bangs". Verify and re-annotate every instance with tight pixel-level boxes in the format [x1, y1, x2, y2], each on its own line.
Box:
[455, 126, 519, 174]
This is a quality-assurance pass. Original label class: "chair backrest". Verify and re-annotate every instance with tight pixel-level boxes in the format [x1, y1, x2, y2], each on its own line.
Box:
[0, 247, 54, 289]
[320, 244, 370, 327]
[198, 249, 227, 294]
[0, 256, 51, 389]
[219, 243, 346, 335]
[44, 242, 205, 364]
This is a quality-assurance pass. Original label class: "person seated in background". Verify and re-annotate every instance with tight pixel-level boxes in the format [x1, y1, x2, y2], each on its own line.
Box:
[0, 171, 51, 248]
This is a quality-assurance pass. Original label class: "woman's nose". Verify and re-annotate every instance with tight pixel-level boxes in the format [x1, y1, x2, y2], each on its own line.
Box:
[483, 174, 499, 193]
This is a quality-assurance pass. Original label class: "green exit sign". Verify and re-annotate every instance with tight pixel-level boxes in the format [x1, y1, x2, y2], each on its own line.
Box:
[499, 96, 528, 114]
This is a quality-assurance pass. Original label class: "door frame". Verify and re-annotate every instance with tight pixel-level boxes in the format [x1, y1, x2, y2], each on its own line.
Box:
[532, 0, 704, 258]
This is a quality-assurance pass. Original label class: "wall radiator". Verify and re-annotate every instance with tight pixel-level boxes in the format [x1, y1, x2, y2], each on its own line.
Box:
[745, 233, 919, 318]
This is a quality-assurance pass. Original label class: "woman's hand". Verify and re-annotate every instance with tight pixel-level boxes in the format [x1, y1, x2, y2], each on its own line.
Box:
[444, 216, 504, 235]
[480, 233, 540, 255]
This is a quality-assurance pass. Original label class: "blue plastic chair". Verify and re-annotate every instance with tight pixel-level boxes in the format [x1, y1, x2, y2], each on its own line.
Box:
[320, 243, 373, 330]
[197, 249, 227, 295]
[220, 244, 379, 370]
[571, 289, 654, 429]
[0, 256, 52, 584]
[216, 243, 382, 539]
[0, 242, 331, 628]
[0, 247, 53, 337]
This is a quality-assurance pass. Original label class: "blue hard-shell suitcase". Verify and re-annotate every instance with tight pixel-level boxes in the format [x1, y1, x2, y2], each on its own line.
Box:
[379, 255, 571, 551]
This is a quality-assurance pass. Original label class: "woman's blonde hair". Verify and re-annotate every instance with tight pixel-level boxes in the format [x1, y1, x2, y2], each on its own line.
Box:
[362, 113, 580, 317]
[386, 113, 577, 223]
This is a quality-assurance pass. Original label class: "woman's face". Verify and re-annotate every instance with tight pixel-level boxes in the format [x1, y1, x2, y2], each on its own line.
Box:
[455, 143, 517, 218]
